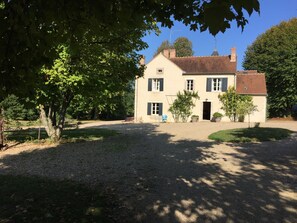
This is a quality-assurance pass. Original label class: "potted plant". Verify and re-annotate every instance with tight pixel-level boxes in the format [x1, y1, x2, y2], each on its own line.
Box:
[212, 112, 223, 122]
[191, 115, 199, 122]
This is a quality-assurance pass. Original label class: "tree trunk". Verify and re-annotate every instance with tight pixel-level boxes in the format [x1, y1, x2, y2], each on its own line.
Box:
[0, 118, 4, 148]
[40, 106, 61, 142]
[39, 93, 73, 142]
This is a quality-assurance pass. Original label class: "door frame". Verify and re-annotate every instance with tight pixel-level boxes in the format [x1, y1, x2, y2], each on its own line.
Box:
[202, 101, 211, 120]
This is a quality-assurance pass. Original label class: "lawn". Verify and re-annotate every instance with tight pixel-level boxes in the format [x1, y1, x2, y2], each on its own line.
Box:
[0, 175, 109, 223]
[208, 127, 293, 143]
[4, 128, 117, 143]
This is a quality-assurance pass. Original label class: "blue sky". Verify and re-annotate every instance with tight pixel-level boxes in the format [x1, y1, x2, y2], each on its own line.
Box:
[140, 0, 297, 70]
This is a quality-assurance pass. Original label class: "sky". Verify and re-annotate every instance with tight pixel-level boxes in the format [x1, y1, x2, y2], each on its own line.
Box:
[139, 0, 297, 70]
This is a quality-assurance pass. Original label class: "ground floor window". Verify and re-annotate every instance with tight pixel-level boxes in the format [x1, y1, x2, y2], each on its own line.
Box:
[147, 102, 163, 115]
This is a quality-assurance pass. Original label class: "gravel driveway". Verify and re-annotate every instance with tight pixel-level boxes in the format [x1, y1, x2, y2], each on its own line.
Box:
[1, 121, 297, 222]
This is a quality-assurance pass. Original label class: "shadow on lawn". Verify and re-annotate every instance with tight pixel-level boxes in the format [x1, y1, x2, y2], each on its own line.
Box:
[0, 123, 296, 222]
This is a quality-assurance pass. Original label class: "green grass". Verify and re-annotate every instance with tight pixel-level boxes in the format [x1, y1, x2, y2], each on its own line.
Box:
[208, 127, 293, 143]
[4, 128, 117, 143]
[0, 174, 109, 223]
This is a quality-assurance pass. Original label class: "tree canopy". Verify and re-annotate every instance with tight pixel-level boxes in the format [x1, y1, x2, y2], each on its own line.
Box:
[0, 0, 260, 97]
[174, 37, 194, 57]
[243, 18, 297, 117]
[218, 87, 256, 122]
[154, 37, 194, 57]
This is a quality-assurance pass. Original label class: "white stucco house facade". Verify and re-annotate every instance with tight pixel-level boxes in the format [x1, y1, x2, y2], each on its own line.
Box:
[134, 48, 267, 123]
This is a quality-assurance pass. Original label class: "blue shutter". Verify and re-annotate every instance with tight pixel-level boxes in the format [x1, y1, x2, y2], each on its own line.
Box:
[206, 78, 212, 92]
[160, 78, 164, 91]
[159, 103, 163, 116]
[147, 103, 151, 115]
[148, 79, 152, 91]
[222, 78, 228, 92]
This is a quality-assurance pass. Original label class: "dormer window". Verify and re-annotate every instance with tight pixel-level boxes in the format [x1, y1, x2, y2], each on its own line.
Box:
[156, 68, 164, 74]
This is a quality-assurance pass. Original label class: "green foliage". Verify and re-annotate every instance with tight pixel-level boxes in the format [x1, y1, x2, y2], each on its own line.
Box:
[154, 40, 173, 57]
[173, 37, 194, 57]
[154, 37, 194, 57]
[243, 18, 297, 117]
[219, 87, 257, 122]
[169, 90, 199, 122]
[209, 128, 292, 143]
[0, 95, 26, 120]
[37, 37, 142, 140]
[0, 0, 260, 97]
[212, 112, 223, 118]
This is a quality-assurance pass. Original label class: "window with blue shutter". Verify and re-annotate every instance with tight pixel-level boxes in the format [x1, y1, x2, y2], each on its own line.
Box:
[222, 78, 228, 92]
[148, 79, 152, 91]
[206, 78, 212, 92]
[148, 103, 163, 115]
[159, 103, 163, 116]
[147, 103, 151, 115]
[160, 79, 164, 91]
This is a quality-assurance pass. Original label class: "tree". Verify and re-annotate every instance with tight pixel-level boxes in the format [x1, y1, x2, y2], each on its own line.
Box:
[0, 95, 26, 121]
[236, 97, 258, 127]
[37, 39, 143, 141]
[169, 90, 199, 122]
[1, 0, 260, 97]
[174, 37, 194, 57]
[218, 87, 256, 122]
[243, 18, 297, 117]
[154, 40, 173, 57]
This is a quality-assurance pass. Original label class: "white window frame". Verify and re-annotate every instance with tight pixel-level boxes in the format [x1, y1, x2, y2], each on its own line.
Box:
[186, 79, 194, 91]
[212, 78, 222, 92]
[152, 78, 160, 91]
[156, 68, 164, 74]
[152, 103, 160, 115]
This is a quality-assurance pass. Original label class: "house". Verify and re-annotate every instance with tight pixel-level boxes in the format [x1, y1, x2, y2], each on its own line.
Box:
[134, 48, 267, 123]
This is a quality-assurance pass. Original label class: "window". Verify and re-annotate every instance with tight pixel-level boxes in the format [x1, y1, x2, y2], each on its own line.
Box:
[152, 79, 160, 91]
[212, 78, 222, 92]
[148, 78, 164, 92]
[156, 68, 164, 74]
[206, 78, 228, 92]
[147, 103, 163, 116]
[152, 103, 160, 115]
[186, 79, 194, 91]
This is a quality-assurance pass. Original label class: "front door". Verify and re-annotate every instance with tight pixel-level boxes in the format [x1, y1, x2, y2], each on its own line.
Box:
[203, 102, 211, 120]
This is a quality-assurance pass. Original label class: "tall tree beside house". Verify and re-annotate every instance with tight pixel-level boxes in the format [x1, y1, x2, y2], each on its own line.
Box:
[243, 18, 297, 117]
[173, 37, 194, 57]
[154, 37, 194, 57]
[154, 40, 173, 57]
[38, 42, 144, 141]
[1, 0, 260, 98]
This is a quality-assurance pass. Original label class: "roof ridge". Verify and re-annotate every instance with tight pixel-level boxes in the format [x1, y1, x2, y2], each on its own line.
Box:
[171, 55, 230, 59]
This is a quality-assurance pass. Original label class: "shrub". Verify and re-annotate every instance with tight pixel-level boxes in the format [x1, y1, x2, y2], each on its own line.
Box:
[213, 112, 223, 118]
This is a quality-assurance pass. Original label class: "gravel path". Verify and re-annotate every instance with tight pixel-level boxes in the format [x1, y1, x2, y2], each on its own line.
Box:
[1, 121, 297, 222]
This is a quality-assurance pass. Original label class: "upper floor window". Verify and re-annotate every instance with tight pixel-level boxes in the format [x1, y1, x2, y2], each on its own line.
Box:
[212, 78, 222, 92]
[148, 78, 164, 92]
[152, 79, 160, 91]
[186, 79, 194, 91]
[156, 68, 164, 74]
[206, 78, 228, 92]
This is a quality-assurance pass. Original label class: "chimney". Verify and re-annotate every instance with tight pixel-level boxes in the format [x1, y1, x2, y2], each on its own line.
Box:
[139, 55, 145, 65]
[162, 49, 169, 58]
[230, 47, 236, 62]
[169, 49, 176, 58]
[163, 48, 176, 58]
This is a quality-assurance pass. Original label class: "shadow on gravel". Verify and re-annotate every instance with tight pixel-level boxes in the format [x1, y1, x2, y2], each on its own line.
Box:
[0, 123, 296, 223]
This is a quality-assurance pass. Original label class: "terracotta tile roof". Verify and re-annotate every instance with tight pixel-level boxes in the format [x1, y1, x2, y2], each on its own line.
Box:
[170, 56, 236, 74]
[236, 71, 267, 95]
